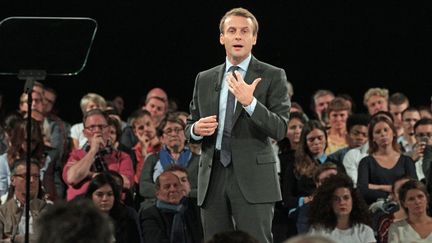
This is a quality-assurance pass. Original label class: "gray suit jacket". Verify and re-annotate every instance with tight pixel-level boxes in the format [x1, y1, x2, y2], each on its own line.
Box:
[186, 56, 291, 206]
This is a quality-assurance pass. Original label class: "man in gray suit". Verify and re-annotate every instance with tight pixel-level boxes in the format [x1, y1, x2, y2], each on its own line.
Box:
[185, 7, 290, 243]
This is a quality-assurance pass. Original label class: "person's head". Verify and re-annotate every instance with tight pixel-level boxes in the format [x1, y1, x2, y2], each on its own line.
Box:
[300, 120, 327, 157]
[107, 116, 121, 145]
[165, 165, 191, 196]
[131, 109, 155, 141]
[36, 200, 115, 243]
[144, 96, 167, 126]
[337, 94, 355, 114]
[401, 107, 421, 137]
[19, 91, 44, 120]
[82, 109, 110, 146]
[80, 93, 107, 115]
[363, 88, 389, 115]
[368, 116, 400, 154]
[206, 230, 259, 243]
[157, 114, 186, 152]
[414, 118, 432, 146]
[146, 87, 168, 104]
[10, 158, 41, 204]
[346, 114, 369, 148]
[286, 112, 307, 149]
[398, 179, 429, 216]
[313, 162, 339, 187]
[283, 235, 336, 243]
[7, 119, 45, 163]
[42, 86, 57, 114]
[287, 81, 294, 98]
[155, 171, 182, 204]
[219, 7, 258, 65]
[327, 97, 350, 131]
[418, 106, 432, 119]
[310, 174, 370, 229]
[290, 102, 304, 114]
[311, 90, 335, 122]
[112, 96, 125, 115]
[85, 172, 121, 213]
[391, 175, 411, 203]
[173, 111, 189, 125]
[389, 92, 409, 132]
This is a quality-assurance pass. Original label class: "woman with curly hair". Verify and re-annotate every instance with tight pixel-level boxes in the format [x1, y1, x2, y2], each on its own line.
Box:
[388, 179, 432, 242]
[309, 173, 376, 243]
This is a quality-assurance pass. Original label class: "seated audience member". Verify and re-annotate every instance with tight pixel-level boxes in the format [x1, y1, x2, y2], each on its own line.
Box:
[174, 111, 202, 155]
[142, 88, 169, 127]
[139, 171, 202, 243]
[165, 164, 193, 197]
[105, 101, 127, 130]
[418, 105, 432, 119]
[363, 87, 389, 116]
[358, 116, 417, 205]
[343, 111, 394, 187]
[308, 174, 376, 243]
[283, 120, 344, 213]
[397, 107, 421, 153]
[205, 230, 259, 243]
[70, 93, 107, 149]
[325, 98, 350, 154]
[274, 112, 306, 241]
[0, 113, 23, 155]
[295, 162, 340, 234]
[36, 200, 115, 243]
[328, 113, 368, 165]
[140, 114, 199, 210]
[310, 90, 335, 127]
[0, 159, 50, 242]
[337, 93, 355, 114]
[374, 176, 410, 243]
[411, 118, 432, 182]
[388, 92, 409, 137]
[85, 172, 142, 243]
[388, 179, 432, 242]
[63, 109, 134, 201]
[112, 95, 125, 117]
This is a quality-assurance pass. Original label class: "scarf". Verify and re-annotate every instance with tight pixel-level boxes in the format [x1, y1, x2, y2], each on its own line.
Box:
[156, 198, 188, 243]
[159, 145, 192, 170]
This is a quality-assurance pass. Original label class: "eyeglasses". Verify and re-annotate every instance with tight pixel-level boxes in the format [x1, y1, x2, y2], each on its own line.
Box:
[163, 127, 183, 135]
[85, 124, 109, 132]
[14, 174, 40, 180]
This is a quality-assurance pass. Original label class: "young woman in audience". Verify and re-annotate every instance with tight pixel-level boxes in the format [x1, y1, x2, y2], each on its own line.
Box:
[86, 172, 142, 243]
[283, 120, 344, 211]
[357, 116, 417, 204]
[388, 179, 432, 242]
[309, 173, 376, 243]
[376, 176, 410, 243]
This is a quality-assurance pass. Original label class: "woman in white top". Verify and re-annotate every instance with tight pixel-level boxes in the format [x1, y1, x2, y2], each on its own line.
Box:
[388, 179, 432, 242]
[308, 173, 376, 243]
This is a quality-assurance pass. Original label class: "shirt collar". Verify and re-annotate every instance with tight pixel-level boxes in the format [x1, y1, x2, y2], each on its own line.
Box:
[225, 54, 252, 73]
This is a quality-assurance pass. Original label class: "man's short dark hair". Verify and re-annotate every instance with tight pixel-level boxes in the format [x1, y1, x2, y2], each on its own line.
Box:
[36, 200, 114, 243]
[414, 118, 432, 132]
[82, 108, 108, 125]
[346, 113, 369, 132]
[389, 92, 409, 106]
[165, 164, 189, 176]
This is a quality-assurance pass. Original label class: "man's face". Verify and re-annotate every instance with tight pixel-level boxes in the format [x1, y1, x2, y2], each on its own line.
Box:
[161, 121, 185, 152]
[83, 114, 110, 144]
[172, 170, 191, 197]
[348, 125, 368, 148]
[219, 15, 257, 64]
[11, 164, 40, 202]
[133, 115, 155, 140]
[144, 97, 166, 126]
[20, 91, 44, 114]
[402, 111, 421, 136]
[366, 95, 388, 115]
[389, 102, 408, 130]
[314, 95, 334, 118]
[156, 173, 182, 204]
[43, 90, 56, 114]
[415, 124, 432, 145]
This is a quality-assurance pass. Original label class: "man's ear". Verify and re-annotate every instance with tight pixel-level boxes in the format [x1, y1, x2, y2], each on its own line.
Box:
[10, 176, 15, 186]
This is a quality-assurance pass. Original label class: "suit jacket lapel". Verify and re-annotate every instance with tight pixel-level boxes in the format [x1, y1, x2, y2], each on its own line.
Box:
[232, 56, 260, 125]
[210, 64, 225, 116]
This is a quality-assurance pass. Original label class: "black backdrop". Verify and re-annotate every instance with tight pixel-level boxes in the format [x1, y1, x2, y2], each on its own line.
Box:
[1, 1, 432, 123]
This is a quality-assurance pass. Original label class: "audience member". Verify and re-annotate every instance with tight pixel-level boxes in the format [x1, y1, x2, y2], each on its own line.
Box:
[388, 179, 432, 242]
[389, 92, 409, 137]
[411, 118, 432, 182]
[363, 88, 389, 115]
[309, 174, 375, 243]
[397, 107, 421, 153]
[139, 171, 202, 243]
[310, 90, 334, 127]
[325, 98, 350, 154]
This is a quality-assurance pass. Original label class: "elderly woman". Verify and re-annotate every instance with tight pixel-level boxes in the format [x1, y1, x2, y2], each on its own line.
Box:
[309, 174, 376, 243]
[388, 179, 432, 242]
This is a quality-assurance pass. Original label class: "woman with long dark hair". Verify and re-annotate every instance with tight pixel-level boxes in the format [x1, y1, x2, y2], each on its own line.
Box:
[85, 172, 142, 243]
[309, 174, 375, 243]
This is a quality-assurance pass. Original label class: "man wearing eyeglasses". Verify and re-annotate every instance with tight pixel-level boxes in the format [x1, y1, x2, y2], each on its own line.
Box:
[139, 114, 199, 210]
[63, 109, 134, 201]
[0, 159, 50, 242]
[411, 118, 432, 184]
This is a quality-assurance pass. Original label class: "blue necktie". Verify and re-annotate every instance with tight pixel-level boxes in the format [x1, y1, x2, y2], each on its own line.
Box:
[220, 66, 239, 167]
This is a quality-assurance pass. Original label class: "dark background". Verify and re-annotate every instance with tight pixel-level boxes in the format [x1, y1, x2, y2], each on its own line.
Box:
[1, 1, 432, 124]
